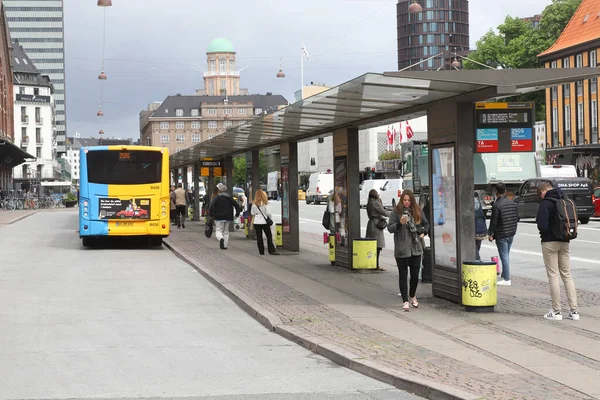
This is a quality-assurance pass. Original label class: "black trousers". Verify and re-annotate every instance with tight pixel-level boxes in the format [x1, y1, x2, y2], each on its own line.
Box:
[254, 224, 276, 254]
[395, 255, 421, 302]
[377, 247, 382, 268]
[175, 205, 186, 226]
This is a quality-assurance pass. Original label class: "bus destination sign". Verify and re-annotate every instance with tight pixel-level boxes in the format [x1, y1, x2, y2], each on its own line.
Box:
[474, 102, 535, 153]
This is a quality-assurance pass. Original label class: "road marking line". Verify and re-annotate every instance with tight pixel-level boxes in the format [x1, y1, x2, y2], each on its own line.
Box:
[481, 244, 600, 265]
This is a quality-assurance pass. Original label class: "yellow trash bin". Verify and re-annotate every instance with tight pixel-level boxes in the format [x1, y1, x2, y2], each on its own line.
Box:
[462, 261, 497, 312]
[328, 233, 335, 265]
[297, 190, 306, 200]
[275, 223, 283, 247]
[352, 239, 377, 270]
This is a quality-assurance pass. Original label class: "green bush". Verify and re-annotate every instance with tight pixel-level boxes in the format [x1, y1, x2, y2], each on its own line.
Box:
[64, 192, 77, 201]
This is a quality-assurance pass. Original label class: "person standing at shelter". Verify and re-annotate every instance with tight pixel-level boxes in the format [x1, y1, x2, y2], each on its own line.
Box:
[487, 182, 518, 286]
[388, 189, 428, 312]
[173, 183, 188, 229]
[366, 189, 390, 271]
[250, 189, 279, 255]
[536, 182, 579, 321]
[170, 185, 177, 225]
[474, 192, 488, 261]
[209, 183, 241, 250]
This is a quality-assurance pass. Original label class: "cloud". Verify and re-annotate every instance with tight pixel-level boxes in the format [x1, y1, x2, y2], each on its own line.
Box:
[64, 0, 552, 140]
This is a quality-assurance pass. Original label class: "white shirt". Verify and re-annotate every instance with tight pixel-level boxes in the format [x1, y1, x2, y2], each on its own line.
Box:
[251, 204, 272, 225]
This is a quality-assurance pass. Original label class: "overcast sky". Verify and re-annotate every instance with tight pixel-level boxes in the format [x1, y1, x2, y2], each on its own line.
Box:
[63, 0, 553, 140]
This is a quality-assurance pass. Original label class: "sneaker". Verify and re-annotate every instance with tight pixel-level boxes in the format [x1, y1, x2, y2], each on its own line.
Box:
[497, 279, 511, 286]
[402, 302, 410, 312]
[568, 310, 580, 321]
[544, 310, 562, 321]
[219, 238, 225, 249]
[270, 251, 280, 255]
[409, 296, 419, 308]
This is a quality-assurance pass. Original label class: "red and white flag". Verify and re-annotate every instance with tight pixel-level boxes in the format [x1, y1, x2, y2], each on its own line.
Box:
[405, 121, 414, 139]
[387, 126, 393, 145]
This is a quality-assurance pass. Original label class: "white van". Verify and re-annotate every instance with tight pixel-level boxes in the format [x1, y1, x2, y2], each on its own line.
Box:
[539, 164, 577, 178]
[359, 179, 389, 207]
[378, 179, 403, 208]
[306, 172, 334, 205]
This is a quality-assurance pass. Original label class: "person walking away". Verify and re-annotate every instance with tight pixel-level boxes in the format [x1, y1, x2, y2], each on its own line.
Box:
[388, 189, 429, 312]
[366, 189, 390, 271]
[173, 183, 188, 228]
[487, 182, 518, 286]
[474, 192, 488, 261]
[251, 189, 280, 255]
[536, 182, 579, 321]
[209, 183, 241, 250]
[169, 185, 177, 225]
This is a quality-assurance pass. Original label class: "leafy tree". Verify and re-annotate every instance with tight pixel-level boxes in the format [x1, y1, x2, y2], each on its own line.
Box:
[232, 152, 268, 187]
[463, 0, 582, 121]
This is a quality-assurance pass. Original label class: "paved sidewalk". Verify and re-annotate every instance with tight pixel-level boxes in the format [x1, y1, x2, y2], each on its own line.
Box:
[165, 221, 600, 400]
[0, 210, 37, 225]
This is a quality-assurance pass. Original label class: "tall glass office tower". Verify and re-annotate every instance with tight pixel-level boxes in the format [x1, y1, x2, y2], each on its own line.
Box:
[4, 0, 67, 155]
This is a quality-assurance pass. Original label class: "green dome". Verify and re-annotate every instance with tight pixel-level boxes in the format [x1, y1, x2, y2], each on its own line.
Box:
[207, 38, 235, 53]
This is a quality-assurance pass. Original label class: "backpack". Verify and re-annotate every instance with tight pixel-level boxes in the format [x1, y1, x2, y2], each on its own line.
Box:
[548, 197, 578, 241]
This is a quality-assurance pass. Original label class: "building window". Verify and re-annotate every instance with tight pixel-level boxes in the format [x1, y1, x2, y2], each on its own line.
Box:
[237, 120, 246, 126]
[233, 81, 237, 94]
[209, 82, 214, 96]
[577, 80, 583, 96]
[237, 108, 247, 114]
[255, 108, 263, 115]
[551, 61, 557, 68]
[36, 128, 41, 143]
[192, 134, 201, 143]
[160, 135, 169, 143]
[176, 109, 183, 116]
[592, 100, 598, 143]
[176, 134, 185, 143]
[210, 60, 215, 72]
[208, 108, 217, 115]
[208, 121, 217, 129]
[576, 54, 583, 68]
[223, 108, 232, 115]
[208, 133, 217, 139]
[191, 121, 200, 129]
[563, 58, 570, 68]
[220, 59, 226, 73]
[220, 80, 226, 89]
[552, 107, 558, 145]
[577, 102, 584, 144]
[591, 50, 597, 68]
[160, 122, 169, 129]
[191, 109, 199, 117]
[224, 121, 233, 128]
[19, 87, 25, 94]
[564, 104, 571, 145]
[563, 83, 570, 98]
[592, 78, 597, 94]
[551, 86, 557, 100]
[177, 148, 184, 153]
[176, 121, 184, 129]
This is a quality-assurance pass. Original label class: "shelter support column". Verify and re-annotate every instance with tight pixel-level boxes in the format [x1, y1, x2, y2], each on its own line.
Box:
[246, 150, 260, 201]
[193, 162, 200, 221]
[182, 166, 188, 190]
[224, 156, 233, 194]
[428, 100, 475, 304]
[280, 141, 299, 252]
[332, 127, 360, 269]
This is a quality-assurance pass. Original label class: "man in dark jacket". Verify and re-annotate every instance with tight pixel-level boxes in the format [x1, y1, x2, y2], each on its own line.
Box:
[536, 182, 579, 321]
[209, 183, 241, 249]
[488, 182, 518, 285]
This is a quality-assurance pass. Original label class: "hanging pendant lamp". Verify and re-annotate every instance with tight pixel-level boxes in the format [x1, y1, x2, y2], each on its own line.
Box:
[408, 0, 422, 13]
[97, 0, 112, 6]
[98, 71, 107, 80]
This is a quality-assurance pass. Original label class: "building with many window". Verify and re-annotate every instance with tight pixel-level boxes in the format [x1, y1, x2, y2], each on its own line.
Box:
[11, 42, 58, 186]
[194, 38, 248, 96]
[140, 94, 287, 154]
[397, 0, 469, 71]
[538, 0, 599, 161]
[3, 0, 67, 155]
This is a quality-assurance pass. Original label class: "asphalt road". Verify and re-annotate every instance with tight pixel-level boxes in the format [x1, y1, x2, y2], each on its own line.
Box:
[267, 200, 600, 292]
[0, 210, 423, 400]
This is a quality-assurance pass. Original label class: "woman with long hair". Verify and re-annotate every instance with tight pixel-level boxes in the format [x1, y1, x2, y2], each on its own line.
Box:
[388, 189, 429, 312]
[251, 189, 280, 255]
[365, 189, 390, 270]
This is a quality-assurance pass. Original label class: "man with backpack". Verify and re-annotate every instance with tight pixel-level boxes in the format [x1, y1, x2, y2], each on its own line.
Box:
[536, 182, 579, 321]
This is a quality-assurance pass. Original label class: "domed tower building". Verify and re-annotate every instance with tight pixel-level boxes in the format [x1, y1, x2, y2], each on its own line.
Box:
[201, 38, 246, 96]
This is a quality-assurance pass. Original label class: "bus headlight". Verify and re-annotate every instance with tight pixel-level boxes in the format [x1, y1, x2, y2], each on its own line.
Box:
[161, 211, 166, 217]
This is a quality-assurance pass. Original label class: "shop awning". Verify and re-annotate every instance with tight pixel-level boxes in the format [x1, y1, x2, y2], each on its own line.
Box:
[170, 68, 600, 169]
[0, 139, 36, 167]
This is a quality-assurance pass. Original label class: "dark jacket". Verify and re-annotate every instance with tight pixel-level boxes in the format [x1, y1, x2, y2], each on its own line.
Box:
[366, 197, 390, 249]
[475, 197, 487, 239]
[488, 195, 518, 239]
[536, 187, 568, 243]
[387, 206, 429, 258]
[209, 193, 241, 221]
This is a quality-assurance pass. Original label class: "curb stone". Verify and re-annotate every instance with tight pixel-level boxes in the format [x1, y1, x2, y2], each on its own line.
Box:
[1, 211, 37, 225]
[164, 239, 482, 400]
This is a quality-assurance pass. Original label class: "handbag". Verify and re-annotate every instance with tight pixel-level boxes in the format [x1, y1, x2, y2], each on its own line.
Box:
[375, 218, 387, 230]
[322, 203, 331, 230]
[257, 205, 273, 226]
[204, 217, 213, 238]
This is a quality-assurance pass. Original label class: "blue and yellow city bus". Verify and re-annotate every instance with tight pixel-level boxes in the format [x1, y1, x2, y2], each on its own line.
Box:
[78, 145, 170, 247]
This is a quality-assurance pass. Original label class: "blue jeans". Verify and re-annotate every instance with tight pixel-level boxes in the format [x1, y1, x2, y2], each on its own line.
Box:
[495, 236, 514, 281]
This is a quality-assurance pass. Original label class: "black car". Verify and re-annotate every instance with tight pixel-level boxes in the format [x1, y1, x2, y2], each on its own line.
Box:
[513, 177, 593, 224]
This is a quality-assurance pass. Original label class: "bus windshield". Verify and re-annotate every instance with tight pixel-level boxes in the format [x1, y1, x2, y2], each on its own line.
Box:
[86, 150, 162, 185]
